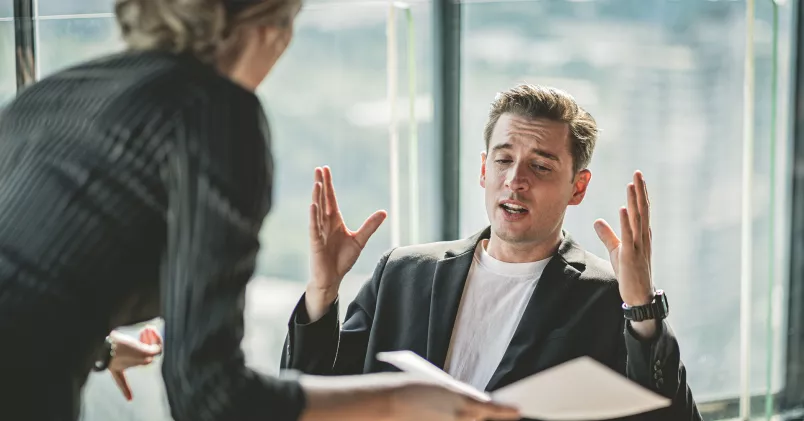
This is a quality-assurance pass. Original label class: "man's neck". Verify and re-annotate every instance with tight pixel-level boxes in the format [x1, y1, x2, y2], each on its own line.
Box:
[485, 231, 563, 264]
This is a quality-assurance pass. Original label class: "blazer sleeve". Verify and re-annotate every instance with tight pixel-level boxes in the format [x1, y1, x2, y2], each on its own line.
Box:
[159, 93, 305, 421]
[281, 250, 393, 375]
[618, 318, 703, 421]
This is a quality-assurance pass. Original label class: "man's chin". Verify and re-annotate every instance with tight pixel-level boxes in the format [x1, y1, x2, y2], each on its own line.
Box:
[491, 224, 534, 244]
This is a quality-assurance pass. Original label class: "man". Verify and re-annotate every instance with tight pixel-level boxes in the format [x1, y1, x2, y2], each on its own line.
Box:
[282, 84, 701, 420]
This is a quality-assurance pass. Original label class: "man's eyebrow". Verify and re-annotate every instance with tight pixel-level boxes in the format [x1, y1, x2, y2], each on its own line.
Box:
[491, 143, 560, 162]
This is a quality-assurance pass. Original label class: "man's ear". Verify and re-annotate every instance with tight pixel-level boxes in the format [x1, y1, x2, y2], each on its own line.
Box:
[480, 151, 488, 188]
[568, 169, 591, 206]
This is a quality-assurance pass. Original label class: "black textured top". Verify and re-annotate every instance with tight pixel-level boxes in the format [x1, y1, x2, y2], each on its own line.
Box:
[0, 50, 304, 421]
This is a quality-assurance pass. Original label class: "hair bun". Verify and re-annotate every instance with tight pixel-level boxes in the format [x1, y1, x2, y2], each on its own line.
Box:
[115, 0, 227, 63]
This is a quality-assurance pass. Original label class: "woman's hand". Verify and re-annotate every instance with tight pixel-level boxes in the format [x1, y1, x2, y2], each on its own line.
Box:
[108, 325, 163, 401]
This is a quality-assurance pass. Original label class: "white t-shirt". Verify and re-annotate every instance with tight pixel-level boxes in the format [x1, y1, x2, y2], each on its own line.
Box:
[443, 240, 551, 391]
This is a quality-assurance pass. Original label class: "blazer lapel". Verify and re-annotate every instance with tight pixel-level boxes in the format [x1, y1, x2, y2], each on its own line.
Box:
[425, 228, 489, 369]
[485, 232, 587, 391]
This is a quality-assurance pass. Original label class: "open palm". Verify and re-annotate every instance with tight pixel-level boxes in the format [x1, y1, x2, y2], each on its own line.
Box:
[593, 170, 654, 307]
[308, 166, 387, 294]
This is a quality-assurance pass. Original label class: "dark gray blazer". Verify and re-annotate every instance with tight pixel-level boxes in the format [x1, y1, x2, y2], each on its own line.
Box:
[282, 227, 702, 421]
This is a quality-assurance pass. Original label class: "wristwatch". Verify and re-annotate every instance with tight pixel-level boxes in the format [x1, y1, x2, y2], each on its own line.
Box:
[93, 335, 117, 372]
[622, 290, 669, 322]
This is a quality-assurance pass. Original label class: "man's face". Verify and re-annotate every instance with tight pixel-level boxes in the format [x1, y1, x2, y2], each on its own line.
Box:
[481, 113, 591, 246]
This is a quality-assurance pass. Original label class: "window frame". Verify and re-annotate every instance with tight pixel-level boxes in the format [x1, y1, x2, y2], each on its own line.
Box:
[12, 0, 804, 417]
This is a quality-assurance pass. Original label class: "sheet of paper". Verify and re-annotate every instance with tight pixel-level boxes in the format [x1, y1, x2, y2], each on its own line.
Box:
[376, 351, 671, 421]
[295, 370, 438, 391]
[491, 356, 671, 420]
[376, 351, 492, 402]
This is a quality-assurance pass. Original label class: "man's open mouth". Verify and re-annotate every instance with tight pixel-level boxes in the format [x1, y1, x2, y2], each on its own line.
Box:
[500, 203, 528, 214]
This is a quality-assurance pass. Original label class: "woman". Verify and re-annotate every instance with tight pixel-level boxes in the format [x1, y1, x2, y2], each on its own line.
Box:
[0, 0, 519, 420]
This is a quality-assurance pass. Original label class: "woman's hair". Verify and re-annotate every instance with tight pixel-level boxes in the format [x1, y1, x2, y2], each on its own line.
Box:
[115, 0, 301, 64]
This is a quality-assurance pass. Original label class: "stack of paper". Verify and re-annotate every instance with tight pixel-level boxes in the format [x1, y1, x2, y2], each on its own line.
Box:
[376, 350, 671, 420]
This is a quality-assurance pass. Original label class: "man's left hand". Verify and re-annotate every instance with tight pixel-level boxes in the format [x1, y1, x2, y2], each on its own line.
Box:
[593, 170, 657, 339]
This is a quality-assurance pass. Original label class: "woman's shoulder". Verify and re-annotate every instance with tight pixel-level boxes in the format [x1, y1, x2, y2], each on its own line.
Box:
[53, 50, 257, 112]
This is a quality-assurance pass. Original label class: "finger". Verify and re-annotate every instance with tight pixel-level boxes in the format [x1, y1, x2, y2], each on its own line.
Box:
[312, 180, 323, 231]
[134, 342, 162, 356]
[317, 181, 325, 228]
[111, 370, 133, 401]
[139, 326, 163, 348]
[593, 218, 620, 253]
[309, 203, 322, 245]
[619, 206, 634, 245]
[152, 329, 163, 347]
[313, 167, 324, 211]
[626, 183, 640, 245]
[322, 166, 340, 217]
[636, 171, 651, 255]
[353, 210, 388, 248]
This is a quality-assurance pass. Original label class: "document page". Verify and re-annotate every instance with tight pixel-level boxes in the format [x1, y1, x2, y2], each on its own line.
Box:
[377, 350, 671, 420]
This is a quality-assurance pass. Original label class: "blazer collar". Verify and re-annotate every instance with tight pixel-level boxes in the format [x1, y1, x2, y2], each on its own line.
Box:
[425, 226, 586, 371]
[444, 226, 587, 269]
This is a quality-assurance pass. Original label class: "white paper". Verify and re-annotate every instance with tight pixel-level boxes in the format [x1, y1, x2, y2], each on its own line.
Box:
[296, 371, 438, 391]
[376, 351, 492, 402]
[377, 350, 671, 421]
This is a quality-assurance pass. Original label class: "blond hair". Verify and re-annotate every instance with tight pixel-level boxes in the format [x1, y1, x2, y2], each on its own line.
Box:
[484, 84, 599, 173]
[115, 0, 301, 64]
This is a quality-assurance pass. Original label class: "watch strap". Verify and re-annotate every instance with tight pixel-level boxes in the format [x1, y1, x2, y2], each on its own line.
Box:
[622, 290, 669, 322]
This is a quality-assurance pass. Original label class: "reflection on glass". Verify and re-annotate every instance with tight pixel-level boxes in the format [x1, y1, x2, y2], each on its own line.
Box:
[0, 1, 11, 18]
[459, 0, 793, 414]
[36, 17, 123, 78]
[36, 0, 114, 17]
[0, 22, 14, 104]
[250, 0, 436, 374]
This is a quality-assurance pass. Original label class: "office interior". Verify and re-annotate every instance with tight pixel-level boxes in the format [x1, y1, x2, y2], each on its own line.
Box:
[2, 0, 804, 419]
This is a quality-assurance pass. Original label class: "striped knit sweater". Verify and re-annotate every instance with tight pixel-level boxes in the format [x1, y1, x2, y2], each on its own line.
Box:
[0, 50, 304, 421]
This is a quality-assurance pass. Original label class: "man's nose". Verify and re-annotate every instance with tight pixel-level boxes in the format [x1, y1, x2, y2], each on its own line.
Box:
[504, 164, 529, 191]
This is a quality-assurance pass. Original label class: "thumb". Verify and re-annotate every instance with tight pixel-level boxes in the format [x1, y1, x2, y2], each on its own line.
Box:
[593, 218, 621, 253]
[354, 210, 388, 247]
[133, 341, 162, 356]
[111, 370, 133, 401]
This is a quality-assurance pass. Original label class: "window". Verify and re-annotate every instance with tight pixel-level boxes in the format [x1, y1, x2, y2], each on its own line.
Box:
[27, 0, 437, 419]
[459, 0, 795, 415]
[34, 0, 121, 79]
[0, 1, 15, 104]
[5, 0, 802, 419]
[249, 0, 437, 375]
[36, 16, 123, 78]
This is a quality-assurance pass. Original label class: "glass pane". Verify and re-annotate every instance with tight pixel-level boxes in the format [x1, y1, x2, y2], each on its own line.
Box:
[0, 0, 13, 103]
[36, 0, 114, 17]
[0, 21, 14, 104]
[459, 0, 793, 413]
[250, 0, 437, 373]
[72, 2, 436, 420]
[0, 0, 11, 18]
[36, 17, 124, 78]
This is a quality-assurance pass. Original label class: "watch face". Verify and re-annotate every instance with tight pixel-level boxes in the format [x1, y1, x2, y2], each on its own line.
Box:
[656, 290, 669, 315]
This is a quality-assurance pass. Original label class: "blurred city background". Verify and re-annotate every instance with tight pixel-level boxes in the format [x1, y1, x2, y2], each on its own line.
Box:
[0, 0, 799, 419]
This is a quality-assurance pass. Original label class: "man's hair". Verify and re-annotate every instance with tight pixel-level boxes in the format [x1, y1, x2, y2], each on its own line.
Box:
[483, 84, 599, 173]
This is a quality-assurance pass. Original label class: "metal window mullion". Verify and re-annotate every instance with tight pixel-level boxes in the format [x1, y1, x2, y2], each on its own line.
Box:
[13, 0, 36, 90]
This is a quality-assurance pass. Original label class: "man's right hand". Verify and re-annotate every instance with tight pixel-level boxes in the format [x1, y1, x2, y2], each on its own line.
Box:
[306, 166, 387, 322]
